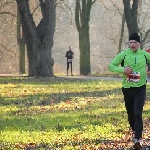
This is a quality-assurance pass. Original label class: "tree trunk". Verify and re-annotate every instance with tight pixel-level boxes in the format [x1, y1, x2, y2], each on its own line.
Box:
[16, 0, 55, 77]
[123, 0, 150, 48]
[123, 0, 139, 35]
[118, 12, 125, 54]
[19, 39, 25, 74]
[75, 0, 96, 75]
[17, 6, 25, 74]
[79, 27, 90, 75]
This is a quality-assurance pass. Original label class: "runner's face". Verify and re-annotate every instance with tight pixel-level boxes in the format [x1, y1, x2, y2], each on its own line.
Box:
[129, 40, 140, 51]
[69, 46, 72, 50]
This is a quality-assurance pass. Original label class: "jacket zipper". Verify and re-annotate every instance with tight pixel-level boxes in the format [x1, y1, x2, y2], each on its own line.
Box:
[135, 56, 137, 64]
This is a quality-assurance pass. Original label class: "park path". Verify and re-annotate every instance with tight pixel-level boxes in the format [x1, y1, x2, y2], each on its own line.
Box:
[58, 75, 122, 80]
[0, 74, 150, 83]
[0, 74, 121, 80]
[58, 75, 150, 84]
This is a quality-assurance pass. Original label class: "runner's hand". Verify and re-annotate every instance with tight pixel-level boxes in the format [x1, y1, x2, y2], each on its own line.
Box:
[124, 66, 132, 74]
[147, 71, 150, 76]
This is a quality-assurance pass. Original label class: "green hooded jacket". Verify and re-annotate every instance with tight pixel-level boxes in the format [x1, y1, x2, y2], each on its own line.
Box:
[108, 48, 150, 88]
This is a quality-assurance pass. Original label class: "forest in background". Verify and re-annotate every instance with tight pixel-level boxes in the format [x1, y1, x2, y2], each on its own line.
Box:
[0, 0, 150, 75]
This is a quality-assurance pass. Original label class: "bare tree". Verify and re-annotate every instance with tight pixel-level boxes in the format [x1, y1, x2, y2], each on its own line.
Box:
[17, 6, 25, 74]
[123, 0, 150, 49]
[16, 0, 56, 77]
[75, 0, 96, 75]
[123, 0, 139, 35]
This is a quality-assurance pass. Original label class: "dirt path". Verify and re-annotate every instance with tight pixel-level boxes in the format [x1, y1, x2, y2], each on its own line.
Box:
[58, 75, 150, 84]
[0, 74, 150, 83]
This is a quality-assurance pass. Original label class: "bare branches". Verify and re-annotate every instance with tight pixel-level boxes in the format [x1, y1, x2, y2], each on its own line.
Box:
[38, 0, 45, 17]
[32, 4, 40, 15]
[99, 0, 108, 11]
[0, 11, 16, 17]
[141, 29, 150, 43]
[0, 43, 17, 56]
[92, 0, 97, 5]
[110, 0, 122, 16]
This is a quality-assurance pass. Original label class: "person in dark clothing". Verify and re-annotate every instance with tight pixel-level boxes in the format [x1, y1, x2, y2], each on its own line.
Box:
[65, 46, 74, 76]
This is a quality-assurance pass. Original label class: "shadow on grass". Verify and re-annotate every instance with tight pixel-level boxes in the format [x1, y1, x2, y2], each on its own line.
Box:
[1, 77, 150, 149]
[0, 87, 122, 106]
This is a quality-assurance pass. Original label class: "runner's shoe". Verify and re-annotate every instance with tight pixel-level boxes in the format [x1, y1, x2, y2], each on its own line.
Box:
[133, 139, 142, 149]
[132, 131, 135, 142]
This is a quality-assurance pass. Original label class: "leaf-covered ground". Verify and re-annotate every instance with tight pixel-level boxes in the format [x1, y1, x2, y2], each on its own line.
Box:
[12, 117, 150, 150]
[11, 117, 150, 150]
[0, 76, 150, 150]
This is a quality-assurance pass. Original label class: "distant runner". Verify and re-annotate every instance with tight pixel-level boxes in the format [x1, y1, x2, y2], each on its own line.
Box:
[65, 46, 74, 76]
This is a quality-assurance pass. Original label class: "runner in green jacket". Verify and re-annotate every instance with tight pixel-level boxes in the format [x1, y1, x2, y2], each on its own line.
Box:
[108, 32, 150, 149]
[109, 47, 150, 88]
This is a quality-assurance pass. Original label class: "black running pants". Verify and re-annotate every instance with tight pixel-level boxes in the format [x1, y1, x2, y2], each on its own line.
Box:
[122, 84, 146, 139]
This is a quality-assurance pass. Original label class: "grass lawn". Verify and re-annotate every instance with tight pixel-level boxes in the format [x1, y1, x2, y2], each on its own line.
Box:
[0, 76, 150, 150]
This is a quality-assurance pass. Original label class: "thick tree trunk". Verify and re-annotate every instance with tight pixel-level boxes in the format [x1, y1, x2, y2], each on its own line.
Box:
[26, 35, 54, 77]
[16, 0, 55, 77]
[75, 0, 95, 75]
[79, 28, 90, 75]
[123, 0, 139, 35]
[17, 6, 25, 74]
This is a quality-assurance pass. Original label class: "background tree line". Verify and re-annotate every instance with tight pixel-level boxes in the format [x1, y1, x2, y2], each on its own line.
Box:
[0, 0, 150, 76]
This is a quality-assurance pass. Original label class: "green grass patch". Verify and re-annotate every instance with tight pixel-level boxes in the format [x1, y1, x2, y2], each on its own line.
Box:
[0, 76, 150, 149]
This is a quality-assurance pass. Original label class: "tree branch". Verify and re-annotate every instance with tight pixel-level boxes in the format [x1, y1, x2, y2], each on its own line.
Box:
[75, 0, 81, 32]
[142, 29, 150, 43]
[0, 43, 18, 56]
[0, 12, 16, 17]
[92, 0, 97, 5]
[38, 0, 45, 17]
[110, 0, 122, 16]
